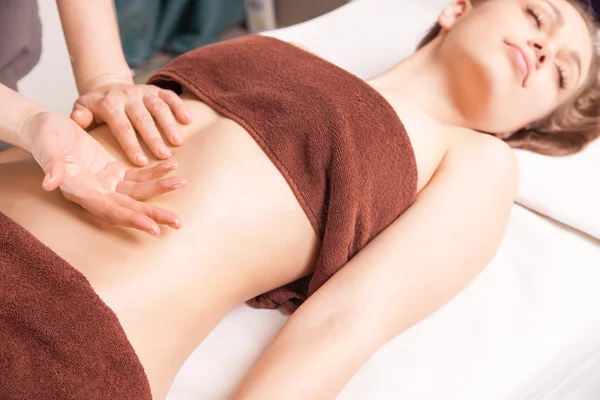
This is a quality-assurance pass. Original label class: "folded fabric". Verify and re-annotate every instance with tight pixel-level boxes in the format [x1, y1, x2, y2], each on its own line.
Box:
[0, 212, 152, 399]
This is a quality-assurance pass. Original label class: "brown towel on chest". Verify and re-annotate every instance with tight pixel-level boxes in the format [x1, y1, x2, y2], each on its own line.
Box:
[148, 35, 418, 312]
[0, 212, 152, 399]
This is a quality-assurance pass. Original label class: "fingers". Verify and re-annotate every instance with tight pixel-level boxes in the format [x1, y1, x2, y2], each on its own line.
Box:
[144, 93, 183, 146]
[111, 193, 182, 233]
[158, 89, 192, 125]
[77, 85, 190, 166]
[117, 176, 188, 200]
[124, 159, 179, 182]
[126, 102, 172, 160]
[70, 104, 95, 130]
[104, 108, 149, 166]
[81, 193, 182, 235]
[119, 158, 187, 203]
[92, 196, 161, 235]
[84, 90, 149, 166]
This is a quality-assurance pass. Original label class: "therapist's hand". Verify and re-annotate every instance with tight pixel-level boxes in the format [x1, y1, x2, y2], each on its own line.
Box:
[71, 80, 192, 166]
[20, 110, 187, 236]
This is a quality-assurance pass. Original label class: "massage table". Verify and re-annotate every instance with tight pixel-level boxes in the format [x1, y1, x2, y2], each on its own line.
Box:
[167, 1, 600, 399]
[20, 0, 600, 398]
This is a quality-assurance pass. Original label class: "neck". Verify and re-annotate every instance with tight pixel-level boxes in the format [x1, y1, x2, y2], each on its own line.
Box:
[367, 40, 470, 129]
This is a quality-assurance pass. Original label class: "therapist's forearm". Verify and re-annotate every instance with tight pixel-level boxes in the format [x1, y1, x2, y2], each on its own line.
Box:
[0, 83, 45, 151]
[56, 0, 132, 94]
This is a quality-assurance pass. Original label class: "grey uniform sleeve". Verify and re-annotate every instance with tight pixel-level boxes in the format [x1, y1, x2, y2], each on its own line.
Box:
[0, 0, 42, 91]
[0, 0, 42, 151]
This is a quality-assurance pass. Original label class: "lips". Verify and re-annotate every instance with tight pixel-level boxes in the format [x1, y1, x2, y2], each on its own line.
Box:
[505, 41, 532, 87]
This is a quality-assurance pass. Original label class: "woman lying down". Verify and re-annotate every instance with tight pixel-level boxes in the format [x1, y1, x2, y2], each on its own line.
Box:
[1, 0, 599, 399]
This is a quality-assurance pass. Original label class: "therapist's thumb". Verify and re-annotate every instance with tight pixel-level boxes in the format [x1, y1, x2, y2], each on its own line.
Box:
[71, 103, 94, 130]
[41, 156, 66, 192]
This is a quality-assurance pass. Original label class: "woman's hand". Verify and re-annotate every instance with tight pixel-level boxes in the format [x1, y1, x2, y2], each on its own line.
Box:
[71, 80, 192, 166]
[20, 110, 187, 236]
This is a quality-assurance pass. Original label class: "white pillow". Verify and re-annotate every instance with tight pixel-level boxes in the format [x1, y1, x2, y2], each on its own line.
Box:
[515, 141, 600, 239]
[264, 0, 600, 238]
[262, 0, 437, 79]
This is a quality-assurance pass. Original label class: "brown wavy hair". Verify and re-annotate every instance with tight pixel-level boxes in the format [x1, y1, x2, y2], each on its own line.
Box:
[417, 0, 600, 156]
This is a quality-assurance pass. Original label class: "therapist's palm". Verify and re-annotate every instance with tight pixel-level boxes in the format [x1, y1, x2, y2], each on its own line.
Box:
[23, 111, 186, 235]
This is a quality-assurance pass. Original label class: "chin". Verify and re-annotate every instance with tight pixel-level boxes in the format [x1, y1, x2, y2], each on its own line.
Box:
[473, 116, 527, 137]
[492, 132, 514, 140]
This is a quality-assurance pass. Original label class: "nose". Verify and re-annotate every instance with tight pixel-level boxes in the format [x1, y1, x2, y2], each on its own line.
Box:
[528, 38, 555, 68]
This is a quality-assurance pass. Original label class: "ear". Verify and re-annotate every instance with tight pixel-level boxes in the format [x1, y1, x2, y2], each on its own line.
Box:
[439, 0, 473, 31]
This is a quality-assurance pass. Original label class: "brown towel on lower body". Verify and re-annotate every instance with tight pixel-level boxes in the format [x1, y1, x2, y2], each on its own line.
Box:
[0, 212, 152, 399]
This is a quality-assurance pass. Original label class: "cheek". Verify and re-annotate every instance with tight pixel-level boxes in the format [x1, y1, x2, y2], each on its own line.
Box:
[523, 76, 558, 119]
[463, 47, 557, 128]
[490, 88, 553, 129]
[479, 79, 554, 133]
[445, 24, 517, 89]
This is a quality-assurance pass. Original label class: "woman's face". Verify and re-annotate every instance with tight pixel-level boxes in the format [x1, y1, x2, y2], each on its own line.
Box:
[437, 0, 594, 134]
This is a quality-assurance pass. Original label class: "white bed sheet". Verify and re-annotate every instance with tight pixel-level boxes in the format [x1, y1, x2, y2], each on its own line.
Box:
[167, 205, 600, 400]
[168, 1, 600, 398]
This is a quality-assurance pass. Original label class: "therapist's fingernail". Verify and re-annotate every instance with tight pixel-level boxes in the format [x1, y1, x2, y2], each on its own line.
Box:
[42, 174, 53, 189]
[163, 161, 177, 171]
[157, 145, 171, 158]
[172, 132, 183, 145]
[135, 153, 148, 165]
[184, 111, 192, 122]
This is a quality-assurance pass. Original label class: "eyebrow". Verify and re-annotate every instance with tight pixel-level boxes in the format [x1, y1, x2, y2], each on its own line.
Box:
[540, 0, 564, 27]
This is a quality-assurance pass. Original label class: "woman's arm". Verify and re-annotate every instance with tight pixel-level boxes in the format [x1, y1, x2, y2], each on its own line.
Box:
[233, 136, 519, 399]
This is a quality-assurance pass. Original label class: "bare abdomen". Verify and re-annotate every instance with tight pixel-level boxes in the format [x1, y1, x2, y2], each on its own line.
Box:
[0, 97, 319, 398]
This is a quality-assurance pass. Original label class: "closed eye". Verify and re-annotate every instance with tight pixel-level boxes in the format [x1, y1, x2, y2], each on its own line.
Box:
[556, 64, 567, 89]
[526, 6, 544, 29]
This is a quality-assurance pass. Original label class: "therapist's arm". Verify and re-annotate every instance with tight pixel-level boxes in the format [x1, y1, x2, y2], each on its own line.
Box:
[232, 136, 519, 399]
[0, 83, 45, 150]
[56, 0, 191, 166]
[56, 0, 131, 93]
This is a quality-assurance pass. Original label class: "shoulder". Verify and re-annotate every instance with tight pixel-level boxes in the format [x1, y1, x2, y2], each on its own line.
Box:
[441, 132, 519, 197]
[448, 132, 517, 167]
[288, 42, 320, 57]
[288, 42, 310, 51]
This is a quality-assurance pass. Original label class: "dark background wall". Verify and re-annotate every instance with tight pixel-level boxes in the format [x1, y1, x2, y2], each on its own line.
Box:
[591, 0, 600, 18]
